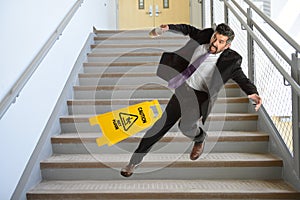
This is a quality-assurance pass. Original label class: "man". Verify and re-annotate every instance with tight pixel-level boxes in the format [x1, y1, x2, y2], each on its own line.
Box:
[120, 23, 262, 177]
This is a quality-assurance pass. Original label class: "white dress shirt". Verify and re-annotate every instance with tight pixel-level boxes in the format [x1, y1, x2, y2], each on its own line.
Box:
[186, 44, 222, 92]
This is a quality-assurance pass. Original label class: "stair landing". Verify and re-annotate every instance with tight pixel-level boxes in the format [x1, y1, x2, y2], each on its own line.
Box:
[27, 179, 300, 199]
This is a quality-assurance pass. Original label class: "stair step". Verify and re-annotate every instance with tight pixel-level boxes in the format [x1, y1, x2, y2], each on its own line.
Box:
[40, 153, 283, 180]
[60, 113, 258, 124]
[40, 153, 282, 169]
[52, 131, 269, 144]
[90, 45, 180, 53]
[67, 97, 249, 114]
[67, 97, 249, 105]
[73, 83, 243, 99]
[93, 29, 185, 37]
[79, 73, 158, 78]
[84, 65, 157, 73]
[52, 131, 269, 154]
[88, 52, 163, 57]
[59, 113, 258, 133]
[82, 62, 159, 74]
[91, 43, 182, 49]
[78, 73, 165, 86]
[88, 50, 163, 63]
[83, 61, 158, 66]
[94, 35, 186, 40]
[27, 179, 300, 200]
[74, 82, 239, 89]
[87, 54, 161, 62]
[94, 37, 188, 45]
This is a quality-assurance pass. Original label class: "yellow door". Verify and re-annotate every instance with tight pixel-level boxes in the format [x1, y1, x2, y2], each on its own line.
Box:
[153, 0, 190, 27]
[118, 0, 190, 30]
[118, 0, 154, 30]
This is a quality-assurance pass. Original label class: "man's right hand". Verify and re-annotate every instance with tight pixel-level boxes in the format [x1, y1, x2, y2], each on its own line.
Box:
[160, 24, 169, 32]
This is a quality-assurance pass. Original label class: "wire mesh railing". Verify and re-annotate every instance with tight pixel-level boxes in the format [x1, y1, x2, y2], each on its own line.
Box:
[253, 25, 294, 153]
[202, 0, 300, 169]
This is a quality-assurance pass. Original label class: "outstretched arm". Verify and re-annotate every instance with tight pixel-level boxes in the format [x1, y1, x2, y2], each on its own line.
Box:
[159, 24, 213, 43]
[231, 57, 262, 112]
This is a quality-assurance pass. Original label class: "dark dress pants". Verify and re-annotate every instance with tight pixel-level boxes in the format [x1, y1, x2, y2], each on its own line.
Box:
[129, 83, 209, 165]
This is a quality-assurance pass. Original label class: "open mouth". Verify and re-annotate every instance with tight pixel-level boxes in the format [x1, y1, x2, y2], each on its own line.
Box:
[210, 45, 217, 53]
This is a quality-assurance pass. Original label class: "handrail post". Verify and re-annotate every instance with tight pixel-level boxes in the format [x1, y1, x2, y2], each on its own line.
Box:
[210, 0, 214, 27]
[247, 7, 254, 82]
[224, 0, 228, 24]
[292, 52, 300, 177]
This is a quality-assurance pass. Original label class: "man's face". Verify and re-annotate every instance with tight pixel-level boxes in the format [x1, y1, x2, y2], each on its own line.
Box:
[209, 32, 231, 54]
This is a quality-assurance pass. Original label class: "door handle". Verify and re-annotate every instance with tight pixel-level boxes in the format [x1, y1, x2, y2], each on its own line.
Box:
[146, 5, 153, 17]
[155, 5, 162, 16]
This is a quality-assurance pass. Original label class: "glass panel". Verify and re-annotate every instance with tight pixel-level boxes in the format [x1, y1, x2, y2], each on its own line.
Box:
[139, 0, 144, 9]
[163, 0, 169, 8]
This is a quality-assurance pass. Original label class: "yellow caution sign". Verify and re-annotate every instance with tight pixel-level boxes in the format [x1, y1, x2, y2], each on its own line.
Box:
[89, 100, 162, 146]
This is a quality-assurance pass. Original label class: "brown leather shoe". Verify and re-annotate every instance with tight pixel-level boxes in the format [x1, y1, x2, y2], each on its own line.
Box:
[190, 141, 205, 160]
[120, 163, 139, 177]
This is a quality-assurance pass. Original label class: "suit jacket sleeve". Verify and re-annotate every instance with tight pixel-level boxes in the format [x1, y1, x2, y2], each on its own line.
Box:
[168, 24, 213, 44]
[231, 58, 259, 95]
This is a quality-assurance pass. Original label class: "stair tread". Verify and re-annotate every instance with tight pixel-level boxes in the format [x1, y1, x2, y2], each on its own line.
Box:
[78, 72, 158, 78]
[59, 113, 258, 123]
[40, 153, 282, 168]
[91, 44, 182, 48]
[67, 97, 249, 105]
[28, 179, 299, 198]
[52, 131, 269, 143]
[73, 83, 240, 90]
[83, 61, 158, 66]
[94, 36, 187, 40]
[88, 52, 163, 57]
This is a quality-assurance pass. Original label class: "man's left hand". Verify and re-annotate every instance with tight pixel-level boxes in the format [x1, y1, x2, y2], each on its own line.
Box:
[248, 94, 262, 112]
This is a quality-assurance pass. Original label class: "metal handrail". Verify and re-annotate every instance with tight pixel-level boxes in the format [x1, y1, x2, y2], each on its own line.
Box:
[230, 0, 292, 66]
[224, 0, 300, 96]
[0, 0, 84, 119]
[243, 0, 300, 53]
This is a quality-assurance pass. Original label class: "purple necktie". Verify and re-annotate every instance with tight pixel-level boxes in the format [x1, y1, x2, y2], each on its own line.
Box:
[168, 52, 210, 89]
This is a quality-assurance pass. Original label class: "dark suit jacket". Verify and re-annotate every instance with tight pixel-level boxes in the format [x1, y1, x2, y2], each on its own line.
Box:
[156, 24, 258, 123]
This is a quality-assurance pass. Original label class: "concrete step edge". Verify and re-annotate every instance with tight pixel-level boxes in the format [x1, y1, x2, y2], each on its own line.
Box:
[59, 113, 258, 123]
[91, 44, 182, 49]
[94, 36, 186, 40]
[67, 97, 249, 106]
[88, 52, 163, 57]
[40, 153, 282, 169]
[51, 131, 268, 144]
[83, 61, 158, 66]
[27, 179, 300, 199]
[78, 73, 158, 78]
[73, 83, 240, 91]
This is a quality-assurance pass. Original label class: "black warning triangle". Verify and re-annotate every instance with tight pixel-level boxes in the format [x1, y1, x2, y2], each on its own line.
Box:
[119, 112, 138, 131]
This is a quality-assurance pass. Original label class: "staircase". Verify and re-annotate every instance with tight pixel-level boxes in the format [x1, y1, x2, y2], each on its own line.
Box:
[27, 29, 300, 199]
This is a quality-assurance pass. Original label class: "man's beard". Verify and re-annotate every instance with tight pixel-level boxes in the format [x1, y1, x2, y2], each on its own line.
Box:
[209, 44, 218, 54]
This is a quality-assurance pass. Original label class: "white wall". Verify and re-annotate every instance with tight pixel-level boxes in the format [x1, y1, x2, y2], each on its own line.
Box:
[0, 0, 116, 199]
[271, 0, 300, 44]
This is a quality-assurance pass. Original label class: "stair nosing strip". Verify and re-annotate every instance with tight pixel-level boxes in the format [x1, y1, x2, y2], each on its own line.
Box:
[40, 153, 282, 169]
[51, 132, 269, 144]
[59, 113, 258, 123]
[73, 83, 240, 91]
[67, 97, 249, 105]
[27, 179, 300, 199]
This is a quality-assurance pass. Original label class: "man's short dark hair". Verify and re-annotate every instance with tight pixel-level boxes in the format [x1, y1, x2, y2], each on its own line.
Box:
[215, 23, 235, 44]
